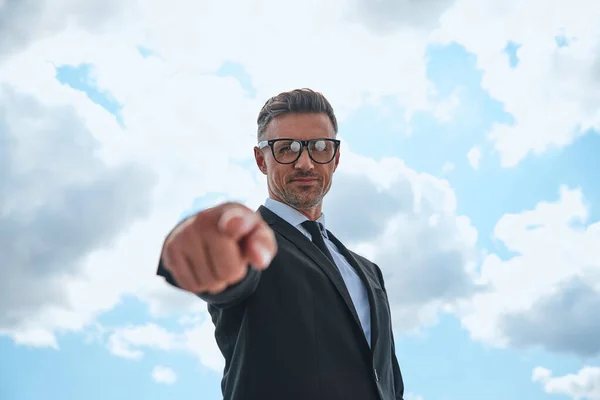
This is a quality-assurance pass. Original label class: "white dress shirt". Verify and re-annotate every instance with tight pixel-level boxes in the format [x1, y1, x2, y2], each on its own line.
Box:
[264, 197, 372, 347]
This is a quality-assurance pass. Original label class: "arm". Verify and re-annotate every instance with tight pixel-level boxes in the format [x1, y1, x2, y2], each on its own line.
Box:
[375, 264, 404, 400]
[390, 330, 404, 400]
[156, 257, 262, 308]
[155, 210, 268, 308]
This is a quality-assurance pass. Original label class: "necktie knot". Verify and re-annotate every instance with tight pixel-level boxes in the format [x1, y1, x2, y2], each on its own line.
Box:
[301, 220, 335, 265]
[301, 220, 324, 238]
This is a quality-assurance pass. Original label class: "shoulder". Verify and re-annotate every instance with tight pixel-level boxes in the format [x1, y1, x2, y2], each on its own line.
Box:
[348, 249, 386, 285]
[349, 249, 374, 268]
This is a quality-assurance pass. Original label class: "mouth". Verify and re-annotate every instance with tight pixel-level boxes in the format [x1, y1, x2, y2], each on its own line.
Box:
[291, 177, 319, 183]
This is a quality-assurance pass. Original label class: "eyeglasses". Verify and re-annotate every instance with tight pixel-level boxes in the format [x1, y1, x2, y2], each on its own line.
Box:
[258, 138, 341, 164]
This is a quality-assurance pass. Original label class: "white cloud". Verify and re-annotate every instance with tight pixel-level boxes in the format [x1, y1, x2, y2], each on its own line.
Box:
[0, 0, 459, 347]
[100, 146, 484, 371]
[348, 0, 456, 33]
[459, 186, 600, 355]
[181, 316, 226, 372]
[107, 323, 176, 360]
[432, 0, 600, 167]
[152, 365, 178, 385]
[0, 84, 156, 347]
[434, 89, 461, 123]
[0, 0, 135, 62]
[327, 146, 482, 332]
[105, 313, 224, 372]
[533, 366, 600, 400]
[0, 30, 272, 345]
[441, 162, 455, 174]
[467, 146, 481, 170]
[3, 5, 600, 400]
[2, 0, 597, 368]
[94, 140, 484, 372]
[2, 0, 440, 125]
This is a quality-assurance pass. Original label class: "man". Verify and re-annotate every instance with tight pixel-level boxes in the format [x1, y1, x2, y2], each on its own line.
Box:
[157, 89, 404, 400]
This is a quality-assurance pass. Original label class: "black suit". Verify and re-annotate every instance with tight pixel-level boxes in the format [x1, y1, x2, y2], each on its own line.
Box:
[157, 206, 404, 400]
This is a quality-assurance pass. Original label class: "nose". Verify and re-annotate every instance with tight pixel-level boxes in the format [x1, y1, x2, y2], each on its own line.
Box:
[294, 148, 314, 170]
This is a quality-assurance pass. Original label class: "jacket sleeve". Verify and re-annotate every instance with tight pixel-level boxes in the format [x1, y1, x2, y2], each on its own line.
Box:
[375, 264, 404, 400]
[155, 217, 263, 308]
[156, 258, 262, 308]
[390, 329, 404, 400]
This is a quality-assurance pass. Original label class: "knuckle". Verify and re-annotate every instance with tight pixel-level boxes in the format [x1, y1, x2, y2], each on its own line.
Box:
[163, 238, 179, 257]
[170, 214, 197, 238]
[180, 225, 198, 242]
[211, 266, 226, 281]
[192, 212, 210, 229]
[188, 279, 207, 294]
[180, 281, 195, 292]
[162, 250, 177, 271]
[228, 266, 247, 283]
[206, 283, 227, 295]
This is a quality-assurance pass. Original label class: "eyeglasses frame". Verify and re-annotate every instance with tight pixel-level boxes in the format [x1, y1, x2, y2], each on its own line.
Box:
[257, 138, 341, 165]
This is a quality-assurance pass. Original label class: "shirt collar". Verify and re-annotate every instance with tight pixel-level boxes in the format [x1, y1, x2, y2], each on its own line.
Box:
[264, 197, 328, 237]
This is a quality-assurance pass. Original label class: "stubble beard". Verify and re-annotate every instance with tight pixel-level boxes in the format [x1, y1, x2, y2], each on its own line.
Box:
[281, 182, 324, 211]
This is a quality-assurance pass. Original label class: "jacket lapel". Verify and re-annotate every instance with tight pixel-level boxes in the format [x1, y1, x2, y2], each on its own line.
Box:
[258, 206, 365, 337]
[326, 230, 380, 352]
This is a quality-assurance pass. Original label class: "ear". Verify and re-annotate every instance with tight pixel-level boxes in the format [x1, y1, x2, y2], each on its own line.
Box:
[254, 146, 268, 175]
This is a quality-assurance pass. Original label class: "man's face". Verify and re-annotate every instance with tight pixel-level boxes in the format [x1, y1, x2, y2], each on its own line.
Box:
[254, 113, 340, 211]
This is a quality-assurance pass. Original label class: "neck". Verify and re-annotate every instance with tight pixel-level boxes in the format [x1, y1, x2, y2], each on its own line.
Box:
[269, 193, 322, 221]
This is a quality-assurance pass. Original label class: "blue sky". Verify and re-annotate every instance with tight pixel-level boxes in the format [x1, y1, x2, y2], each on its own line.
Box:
[1, 2, 599, 400]
[3, 41, 599, 400]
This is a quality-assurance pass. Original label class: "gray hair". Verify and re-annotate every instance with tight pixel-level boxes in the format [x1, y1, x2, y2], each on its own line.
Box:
[257, 88, 338, 140]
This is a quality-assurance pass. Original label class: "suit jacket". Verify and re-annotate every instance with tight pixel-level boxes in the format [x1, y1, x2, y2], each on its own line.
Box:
[157, 206, 404, 400]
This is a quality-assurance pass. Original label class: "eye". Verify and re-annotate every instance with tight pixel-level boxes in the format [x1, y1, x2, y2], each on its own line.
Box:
[314, 140, 327, 151]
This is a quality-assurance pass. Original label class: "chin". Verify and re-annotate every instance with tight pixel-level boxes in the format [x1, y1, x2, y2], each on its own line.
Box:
[298, 194, 323, 208]
[282, 192, 322, 210]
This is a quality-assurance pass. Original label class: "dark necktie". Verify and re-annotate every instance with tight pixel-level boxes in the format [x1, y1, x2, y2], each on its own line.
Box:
[301, 220, 336, 266]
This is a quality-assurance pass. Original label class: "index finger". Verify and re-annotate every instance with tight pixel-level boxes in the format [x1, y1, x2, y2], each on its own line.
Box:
[239, 222, 277, 270]
[217, 206, 262, 241]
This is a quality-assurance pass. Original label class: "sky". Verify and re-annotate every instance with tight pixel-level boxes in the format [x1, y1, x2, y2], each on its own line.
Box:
[1, 0, 599, 399]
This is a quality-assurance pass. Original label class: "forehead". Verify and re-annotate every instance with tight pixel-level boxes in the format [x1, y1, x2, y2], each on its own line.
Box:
[265, 113, 335, 140]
